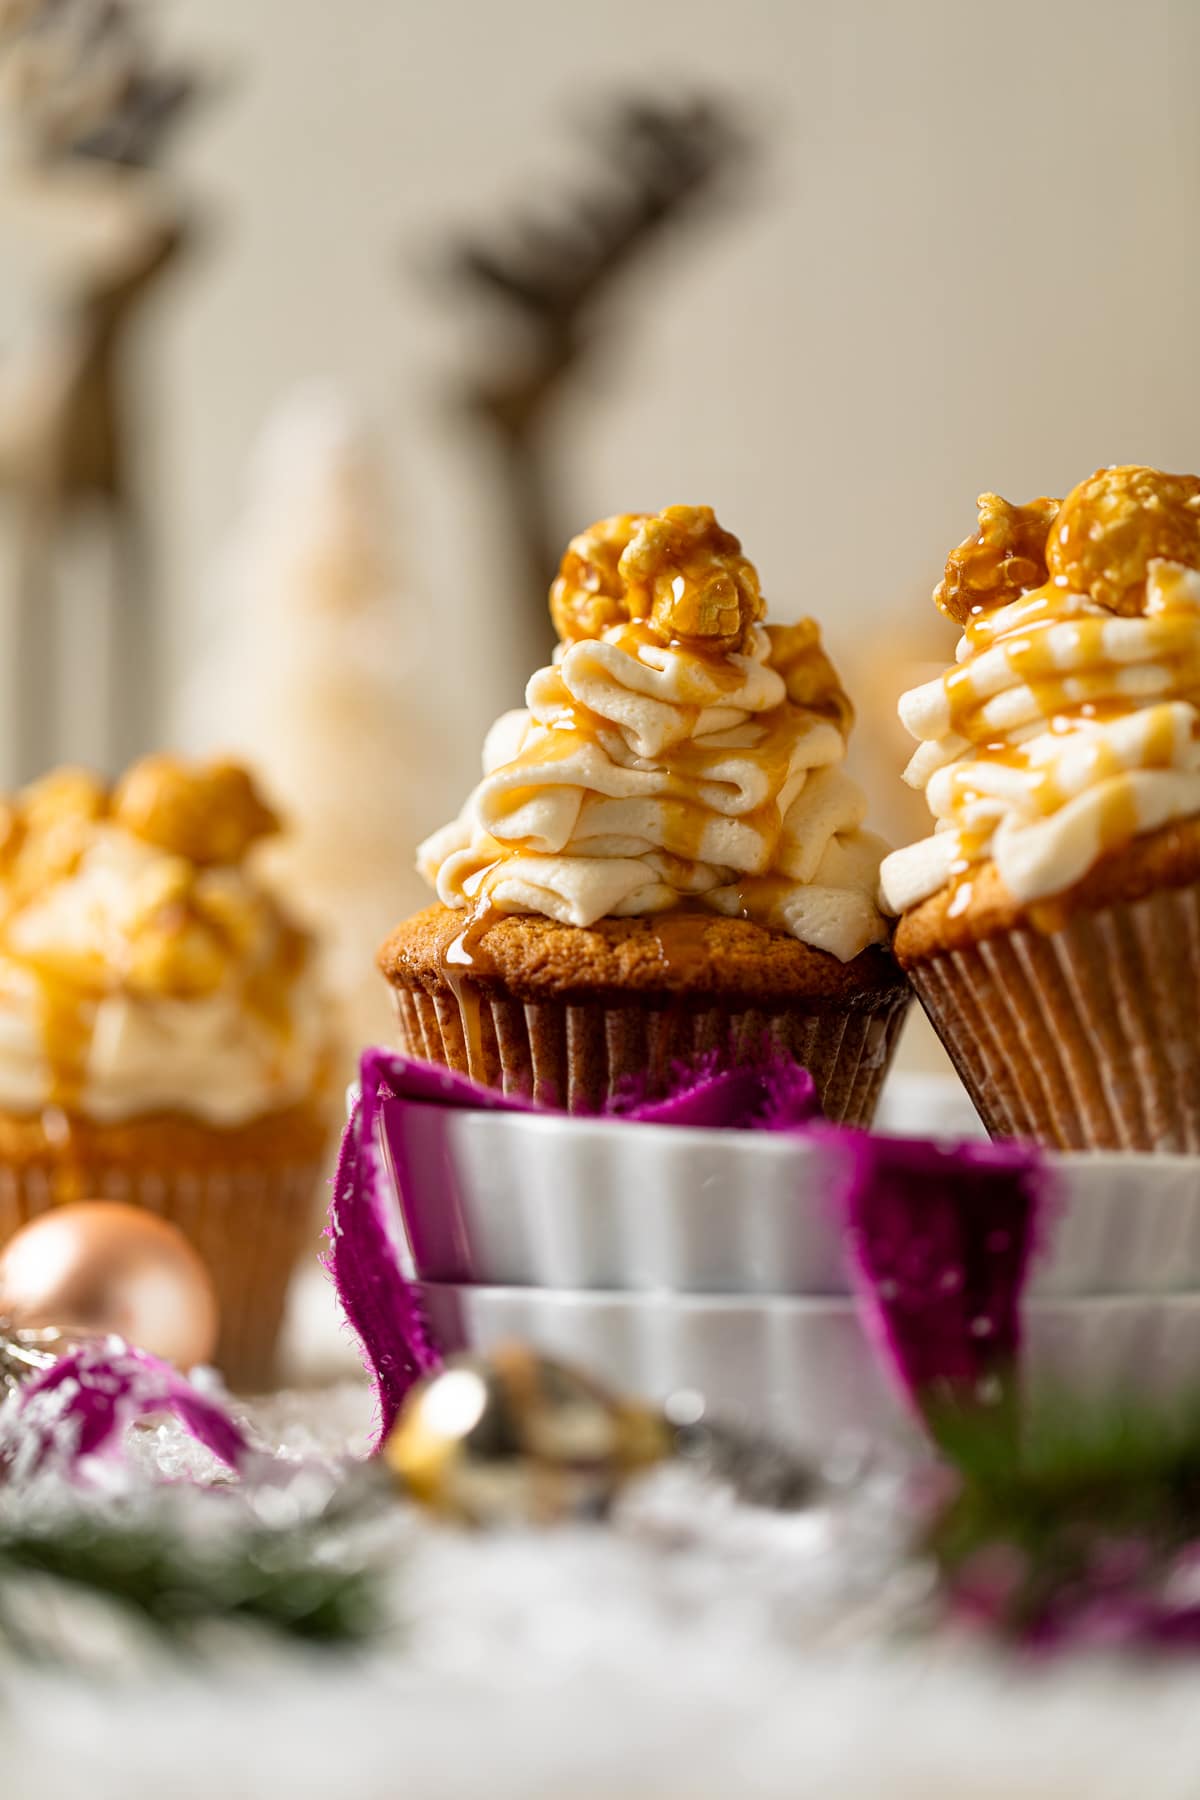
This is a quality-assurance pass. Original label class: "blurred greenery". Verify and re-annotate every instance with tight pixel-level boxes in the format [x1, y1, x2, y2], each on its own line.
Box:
[0, 1503, 379, 1655]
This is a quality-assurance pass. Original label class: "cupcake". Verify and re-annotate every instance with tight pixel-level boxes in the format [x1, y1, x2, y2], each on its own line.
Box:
[0, 756, 334, 1383]
[380, 505, 908, 1119]
[881, 465, 1200, 1152]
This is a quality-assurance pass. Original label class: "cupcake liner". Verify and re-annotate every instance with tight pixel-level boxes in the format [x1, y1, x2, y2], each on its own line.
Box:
[391, 982, 908, 1125]
[908, 881, 1200, 1152]
[0, 1151, 324, 1390]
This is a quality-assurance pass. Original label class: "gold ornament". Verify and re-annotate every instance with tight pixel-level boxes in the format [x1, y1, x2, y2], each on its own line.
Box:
[383, 1343, 671, 1526]
[0, 1321, 98, 1393]
[0, 1201, 219, 1369]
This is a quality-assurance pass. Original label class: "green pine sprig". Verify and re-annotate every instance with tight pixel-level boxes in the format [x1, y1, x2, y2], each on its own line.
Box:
[924, 1391, 1200, 1640]
[0, 1503, 379, 1655]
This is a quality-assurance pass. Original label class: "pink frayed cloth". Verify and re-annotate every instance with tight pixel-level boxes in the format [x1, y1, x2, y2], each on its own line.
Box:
[0, 1339, 250, 1482]
[326, 1048, 823, 1442]
[327, 1049, 1046, 1447]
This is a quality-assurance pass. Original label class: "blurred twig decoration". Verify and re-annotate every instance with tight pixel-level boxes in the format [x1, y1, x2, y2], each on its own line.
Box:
[442, 97, 751, 678]
[0, 0, 201, 781]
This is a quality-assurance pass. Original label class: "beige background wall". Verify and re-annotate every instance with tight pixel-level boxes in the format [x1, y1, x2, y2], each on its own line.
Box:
[160, 0, 1200, 818]
[134, 0, 1200, 1055]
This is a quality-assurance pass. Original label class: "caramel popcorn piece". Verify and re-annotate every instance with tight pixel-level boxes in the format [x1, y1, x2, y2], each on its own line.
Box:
[127, 854, 195, 927]
[126, 912, 230, 999]
[935, 494, 1060, 625]
[765, 620, 854, 735]
[195, 876, 273, 962]
[4, 766, 110, 901]
[1045, 465, 1200, 615]
[549, 514, 650, 644]
[21, 767, 108, 831]
[549, 505, 765, 653]
[124, 859, 280, 999]
[113, 756, 280, 866]
[621, 505, 765, 653]
[111, 826, 289, 1001]
[124, 856, 228, 998]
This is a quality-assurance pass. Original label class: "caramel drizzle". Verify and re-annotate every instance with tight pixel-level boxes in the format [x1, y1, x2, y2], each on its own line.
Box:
[22, 949, 103, 1112]
[443, 867, 503, 1085]
[456, 622, 840, 909]
[0, 886, 305, 1118]
[935, 574, 1200, 897]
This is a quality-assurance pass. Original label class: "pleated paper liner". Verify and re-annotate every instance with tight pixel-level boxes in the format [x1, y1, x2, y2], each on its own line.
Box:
[0, 1103, 330, 1389]
[907, 880, 1200, 1152]
[390, 979, 909, 1125]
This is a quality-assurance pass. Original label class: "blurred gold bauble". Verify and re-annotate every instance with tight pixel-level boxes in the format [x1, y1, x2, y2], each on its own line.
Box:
[384, 1343, 671, 1526]
[0, 1201, 219, 1370]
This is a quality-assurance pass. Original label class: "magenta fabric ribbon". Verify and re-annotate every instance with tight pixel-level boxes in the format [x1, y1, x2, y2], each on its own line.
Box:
[325, 1047, 823, 1440]
[327, 1048, 1047, 1448]
[834, 1130, 1047, 1440]
[0, 1339, 250, 1481]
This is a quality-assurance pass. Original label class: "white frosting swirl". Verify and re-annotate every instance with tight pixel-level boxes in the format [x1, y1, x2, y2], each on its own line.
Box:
[880, 562, 1200, 915]
[0, 827, 329, 1126]
[421, 621, 890, 963]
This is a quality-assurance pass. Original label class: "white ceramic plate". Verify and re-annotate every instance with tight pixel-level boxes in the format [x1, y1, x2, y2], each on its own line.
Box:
[418, 1282, 1200, 1453]
[386, 1100, 1200, 1298]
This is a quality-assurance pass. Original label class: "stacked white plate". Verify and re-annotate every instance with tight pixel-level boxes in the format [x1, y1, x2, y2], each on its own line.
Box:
[384, 1077, 1200, 1453]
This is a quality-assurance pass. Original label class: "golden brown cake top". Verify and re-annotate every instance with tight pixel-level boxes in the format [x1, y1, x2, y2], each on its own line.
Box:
[894, 813, 1200, 961]
[381, 903, 907, 1007]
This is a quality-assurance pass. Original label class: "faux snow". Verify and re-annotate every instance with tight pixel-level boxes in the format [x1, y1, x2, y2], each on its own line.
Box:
[3, 1274, 1200, 1799]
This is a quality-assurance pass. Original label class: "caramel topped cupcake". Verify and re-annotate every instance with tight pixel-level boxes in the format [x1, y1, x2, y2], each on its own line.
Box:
[0, 756, 334, 1383]
[382, 505, 908, 1118]
[882, 466, 1200, 1151]
[0, 758, 327, 1124]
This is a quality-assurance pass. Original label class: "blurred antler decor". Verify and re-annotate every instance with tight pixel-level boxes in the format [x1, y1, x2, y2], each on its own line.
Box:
[0, 0, 200, 782]
[441, 96, 751, 679]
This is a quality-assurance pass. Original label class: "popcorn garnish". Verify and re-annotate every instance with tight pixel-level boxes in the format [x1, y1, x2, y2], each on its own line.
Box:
[113, 756, 280, 866]
[1046, 465, 1200, 617]
[549, 513, 650, 645]
[935, 494, 1060, 625]
[549, 504, 764, 653]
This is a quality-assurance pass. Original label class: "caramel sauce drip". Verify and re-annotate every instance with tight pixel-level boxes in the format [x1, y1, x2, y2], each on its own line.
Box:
[440, 860, 505, 1083]
[643, 909, 715, 984]
[443, 905, 499, 1086]
[944, 602, 1200, 740]
[477, 567, 846, 882]
[935, 551, 1200, 903]
[469, 678, 821, 889]
[23, 950, 103, 1111]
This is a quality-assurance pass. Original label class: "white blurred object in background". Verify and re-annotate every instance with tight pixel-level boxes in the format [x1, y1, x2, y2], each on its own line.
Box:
[192, 381, 424, 1060]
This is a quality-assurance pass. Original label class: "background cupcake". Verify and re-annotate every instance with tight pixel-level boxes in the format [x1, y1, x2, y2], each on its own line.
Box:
[0, 755, 334, 1384]
[380, 505, 908, 1120]
[882, 466, 1200, 1152]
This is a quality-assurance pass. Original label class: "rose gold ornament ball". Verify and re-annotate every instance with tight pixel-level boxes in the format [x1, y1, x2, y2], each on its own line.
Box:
[0, 1202, 219, 1369]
